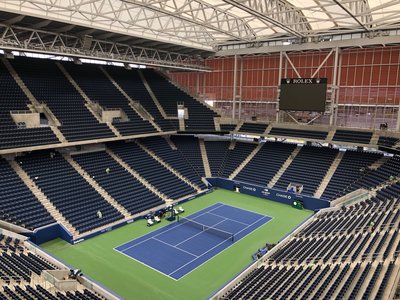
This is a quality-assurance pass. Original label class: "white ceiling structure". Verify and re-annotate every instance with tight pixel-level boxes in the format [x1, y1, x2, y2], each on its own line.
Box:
[0, 0, 400, 68]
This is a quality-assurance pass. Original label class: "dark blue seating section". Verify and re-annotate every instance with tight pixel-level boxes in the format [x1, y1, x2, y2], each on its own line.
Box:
[219, 142, 258, 178]
[63, 63, 157, 136]
[109, 142, 196, 199]
[18, 151, 123, 233]
[170, 136, 205, 180]
[269, 127, 328, 140]
[105, 67, 176, 131]
[333, 129, 372, 144]
[274, 145, 338, 196]
[10, 57, 115, 142]
[350, 155, 400, 191]
[73, 151, 165, 215]
[0, 235, 55, 282]
[0, 60, 59, 149]
[238, 122, 267, 134]
[378, 136, 399, 148]
[224, 189, 399, 299]
[204, 141, 230, 177]
[139, 136, 205, 189]
[143, 69, 218, 131]
[235, 142, 297, 186]
[220, 124, 236, 132]
[321, 150, 382, 200]
[0, 158, 54, 230]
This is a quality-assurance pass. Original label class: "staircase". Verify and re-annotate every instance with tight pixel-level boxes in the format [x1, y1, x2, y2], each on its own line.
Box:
[50, 126, 67, 143]
[326, 129, 336, 142]
[56, 62, 121, 137]
[179, 117, 186, 131]
[268, 146, 301, 188]
[9, 160, 78, 235]
[369, 155, 389, 170]
[314, 151, 345, 198]
[233, 120, 244, 132]
[264, 124, 273, 135]
[199, 139, 211, 177]
[99, 66, 161, 132]
[166, 137, 177, 150]
[63, 155, 131, 219]
[214, 117, 221, 131]
[370, 131, 380, 145]
[3, 58, 67, 143]
[2, 58, 40, 107]
[229, 143, 264, 180]
[135, 141, 202, 192]
[138, 70, 169, 119]
[105, 148, 169, 202]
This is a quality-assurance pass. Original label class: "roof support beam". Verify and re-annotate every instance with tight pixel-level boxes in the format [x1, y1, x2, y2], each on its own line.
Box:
[0, 23, 208, 71]
[122, 0, 256, 42]
[222, 0, 311, 38]
[332, 0, 372, 31]
[2, 0, 215, 51]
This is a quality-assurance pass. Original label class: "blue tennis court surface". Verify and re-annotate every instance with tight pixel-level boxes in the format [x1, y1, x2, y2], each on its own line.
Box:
[115, 203, 271, 280]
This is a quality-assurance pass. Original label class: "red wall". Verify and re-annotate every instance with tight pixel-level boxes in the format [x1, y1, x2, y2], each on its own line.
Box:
[171, 46, 400, 106]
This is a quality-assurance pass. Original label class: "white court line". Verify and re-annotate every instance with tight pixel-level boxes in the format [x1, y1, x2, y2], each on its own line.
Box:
[114, 202, 273, 280]
[114, 203, 225, 252]
[215, 202, 273, 219]
[206, 211, 250, 226]
[116, 248, 179, 281]
[168, 215, 270, 277]
[174, 218, 229, 247]
[152, 237, 199, 258]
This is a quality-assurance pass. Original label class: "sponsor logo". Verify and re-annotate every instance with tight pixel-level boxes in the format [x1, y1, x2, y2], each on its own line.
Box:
[262, 188, 270, 196]
[276, 193, 289, 199]
[292, 78, 313, 84]
[242, 186, 256, 192]
[74, 239, 84, 244]
[127, 219, 134, 224]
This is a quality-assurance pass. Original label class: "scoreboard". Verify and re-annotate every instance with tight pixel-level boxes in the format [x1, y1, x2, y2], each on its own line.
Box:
[279, 78, 328, 112]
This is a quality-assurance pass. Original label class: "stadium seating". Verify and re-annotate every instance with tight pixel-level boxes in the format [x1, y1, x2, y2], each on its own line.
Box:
[321, 150, 383, 200]
[17, 151, 124, 233]
[223, 187, 400, 299]
[269, 127, 328, 140]
[109, 141, 196, 199]
[0, 60, 60, 149]
[220, 124, 237, 132]
[73, 151, 165, 215]
[139, 136, 205, 189]
[10, 57, 115, 142]
[274, 145, 338, 196]
[170, 136, 206, 181]
[378, 136, 399, 148]
[63, 63, 157, 136]
[237, 122, 267, 134]
[0, 232, 105, 299]
[0, 158, 55, 230]
[104, 67, 176, 131]
[204, 140, 230, 177]
[142, 69, 218, 131]
[234, 142, 297, 186]
[219, 142, 258, 178]
[332, 129, 373, 144]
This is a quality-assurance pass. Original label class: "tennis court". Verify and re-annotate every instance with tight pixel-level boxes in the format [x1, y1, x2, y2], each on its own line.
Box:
[114, 203, 271, 280]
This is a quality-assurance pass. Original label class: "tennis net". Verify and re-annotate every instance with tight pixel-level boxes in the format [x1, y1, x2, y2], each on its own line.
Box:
[177, 216, 234, 241]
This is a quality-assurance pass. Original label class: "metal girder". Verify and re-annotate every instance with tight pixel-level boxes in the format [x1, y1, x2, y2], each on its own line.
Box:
[1, 0, 215, 50]
[0, 24, 208, 71]
[122, 0, 256, 42]
[222, 0, 312, 38]
[333, 0, 372, 31]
